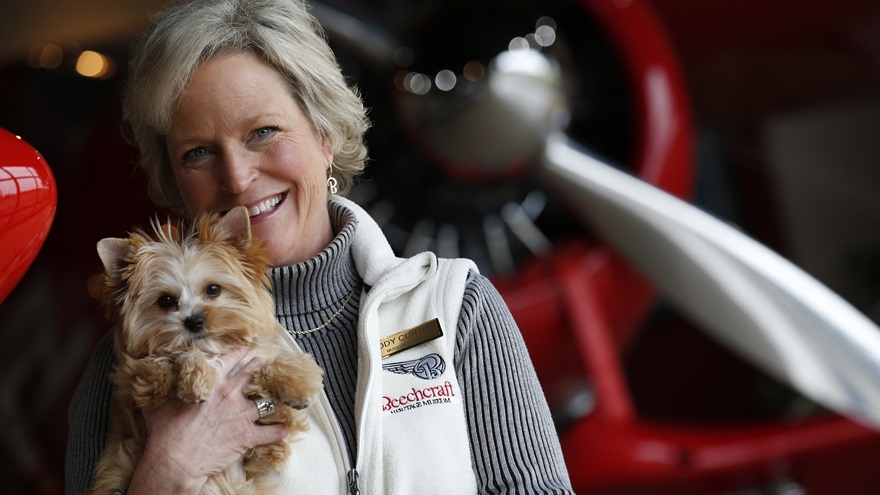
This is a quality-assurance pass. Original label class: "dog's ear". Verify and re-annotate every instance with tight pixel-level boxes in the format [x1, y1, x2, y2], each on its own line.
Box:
[97, 238, 132, 274]
[216, 206, 252, 248]
[157, 222, 180, 242]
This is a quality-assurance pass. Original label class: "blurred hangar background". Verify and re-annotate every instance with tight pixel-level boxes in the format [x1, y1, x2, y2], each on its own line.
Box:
[2, 0, 880, 493]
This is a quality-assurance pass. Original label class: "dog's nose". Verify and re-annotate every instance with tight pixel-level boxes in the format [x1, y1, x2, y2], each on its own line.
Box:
[184, 315, 206, 332]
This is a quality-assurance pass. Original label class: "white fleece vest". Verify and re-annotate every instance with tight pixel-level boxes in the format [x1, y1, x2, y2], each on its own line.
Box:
[274, 197, 479, 494]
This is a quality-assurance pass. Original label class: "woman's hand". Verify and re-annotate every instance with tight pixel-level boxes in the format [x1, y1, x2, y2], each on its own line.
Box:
[125, 347, 288, 495]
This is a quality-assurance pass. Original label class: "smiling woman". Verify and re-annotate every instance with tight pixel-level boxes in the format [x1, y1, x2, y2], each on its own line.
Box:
[165, 52, 335, 267]
[64, 0, 574, 493]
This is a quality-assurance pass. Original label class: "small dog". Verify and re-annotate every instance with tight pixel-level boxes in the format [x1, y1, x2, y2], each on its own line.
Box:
[87, 207, 323, 495]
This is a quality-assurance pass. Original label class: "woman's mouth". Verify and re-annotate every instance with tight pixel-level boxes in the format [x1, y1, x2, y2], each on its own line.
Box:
[247, 193, 285, 218]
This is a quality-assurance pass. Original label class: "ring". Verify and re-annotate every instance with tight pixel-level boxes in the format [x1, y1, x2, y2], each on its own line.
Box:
[254, 398, 275, 419]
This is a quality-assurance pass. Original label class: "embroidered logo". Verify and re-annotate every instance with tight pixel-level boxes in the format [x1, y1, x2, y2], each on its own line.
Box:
[382, 380, 456, 413]
[382, 353, 446, 380]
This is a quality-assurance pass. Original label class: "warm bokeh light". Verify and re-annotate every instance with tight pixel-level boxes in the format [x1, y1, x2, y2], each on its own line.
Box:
[41, 44, 64, 69]
[28, 44, 64, 69]
[463, 60, 485, 81]
[75, 50, 111, 78]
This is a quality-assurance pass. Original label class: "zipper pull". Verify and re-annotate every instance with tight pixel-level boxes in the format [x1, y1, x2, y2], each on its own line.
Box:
[347, 468, 360, 495]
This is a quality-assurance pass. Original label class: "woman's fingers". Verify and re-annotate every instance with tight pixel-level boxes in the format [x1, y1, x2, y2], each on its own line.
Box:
[217, 347, 249, 377]
[132, 346, 299, 491]
[230, 354, 264, 382]
[217, 353, 268, 422]
[249, 420, 289, 445]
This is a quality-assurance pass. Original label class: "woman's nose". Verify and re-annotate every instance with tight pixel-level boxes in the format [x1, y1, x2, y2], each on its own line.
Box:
[219, 149, 258, 194]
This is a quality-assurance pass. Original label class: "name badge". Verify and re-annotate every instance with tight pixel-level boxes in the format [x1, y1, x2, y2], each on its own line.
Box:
[380, 318, 443, 358]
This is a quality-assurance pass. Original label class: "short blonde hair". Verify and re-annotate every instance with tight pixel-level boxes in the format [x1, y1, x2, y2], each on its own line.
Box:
[123, 0, 369, 211]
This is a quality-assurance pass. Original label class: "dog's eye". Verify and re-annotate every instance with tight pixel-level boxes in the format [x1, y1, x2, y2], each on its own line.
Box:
[157, 294, 175, 308]
[206, 284, 221, 298]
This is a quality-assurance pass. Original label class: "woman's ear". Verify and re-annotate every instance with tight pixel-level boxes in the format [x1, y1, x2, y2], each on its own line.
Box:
[322, 137, 334, 168]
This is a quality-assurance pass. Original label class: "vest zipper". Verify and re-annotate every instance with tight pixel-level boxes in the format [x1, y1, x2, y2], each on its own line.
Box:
[347, 468, 360, 494]
[280, 330, 356, 491]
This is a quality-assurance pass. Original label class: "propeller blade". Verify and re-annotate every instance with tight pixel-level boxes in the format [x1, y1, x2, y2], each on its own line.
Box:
[541, 132, 880, 430]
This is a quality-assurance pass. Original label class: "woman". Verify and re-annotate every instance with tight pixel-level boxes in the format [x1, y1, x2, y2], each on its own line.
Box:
[66, 0, 574, 493]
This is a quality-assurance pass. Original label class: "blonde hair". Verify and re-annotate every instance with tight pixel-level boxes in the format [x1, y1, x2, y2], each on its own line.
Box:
[122, 0, 369, 211]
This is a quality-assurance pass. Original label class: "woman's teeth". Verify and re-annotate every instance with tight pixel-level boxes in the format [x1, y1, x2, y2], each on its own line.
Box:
[248, 194, 283, 217]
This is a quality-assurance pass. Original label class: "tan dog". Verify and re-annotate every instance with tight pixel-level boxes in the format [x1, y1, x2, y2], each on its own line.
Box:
[88, 207, 323, 494]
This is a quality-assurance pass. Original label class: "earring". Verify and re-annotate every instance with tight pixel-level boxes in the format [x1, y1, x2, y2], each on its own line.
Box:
[327, 162, 339, 195]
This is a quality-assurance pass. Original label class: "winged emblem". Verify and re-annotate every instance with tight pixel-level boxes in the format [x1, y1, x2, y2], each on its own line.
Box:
[382, 353, 446, 380]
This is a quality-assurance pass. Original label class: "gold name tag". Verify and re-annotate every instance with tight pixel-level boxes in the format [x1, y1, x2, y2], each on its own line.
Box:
[380, 318, 443, 359]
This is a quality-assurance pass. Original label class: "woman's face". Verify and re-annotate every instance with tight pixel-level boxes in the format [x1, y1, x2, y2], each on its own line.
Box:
[165, 51, 334, 266]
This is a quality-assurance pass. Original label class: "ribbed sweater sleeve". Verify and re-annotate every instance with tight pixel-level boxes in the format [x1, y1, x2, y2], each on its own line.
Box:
[65, 331, 114, 495]
[456, 272, 575, 494]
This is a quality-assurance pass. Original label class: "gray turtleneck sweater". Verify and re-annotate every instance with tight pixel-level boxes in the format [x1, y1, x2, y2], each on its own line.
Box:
[66, 201, 573, 494]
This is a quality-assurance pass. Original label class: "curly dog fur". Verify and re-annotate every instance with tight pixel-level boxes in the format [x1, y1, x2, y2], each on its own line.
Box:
[87, 207, 323, 494]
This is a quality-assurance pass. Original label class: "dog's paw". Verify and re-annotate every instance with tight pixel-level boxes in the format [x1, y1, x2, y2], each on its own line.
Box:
[256, 354, 324, 409]
[175, 351, 218, 403]
[131, 357, 175, 409]
[245, 441, 291, 470]
[176, 389, 208, 404]
[282, 398, 311, 410]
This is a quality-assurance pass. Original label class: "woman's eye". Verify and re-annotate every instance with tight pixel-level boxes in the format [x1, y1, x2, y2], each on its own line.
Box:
[182, 146, 208, 162]
[206, 284, 221, 297]
[253, 126, 278, 139]
[157, 294, 176, 308]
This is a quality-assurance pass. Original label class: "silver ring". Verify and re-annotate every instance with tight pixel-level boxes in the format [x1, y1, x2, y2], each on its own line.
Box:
[254, 398, 275, 419]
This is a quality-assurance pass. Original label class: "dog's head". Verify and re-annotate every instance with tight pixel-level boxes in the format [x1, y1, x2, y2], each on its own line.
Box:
[97, 207, 276, 357]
